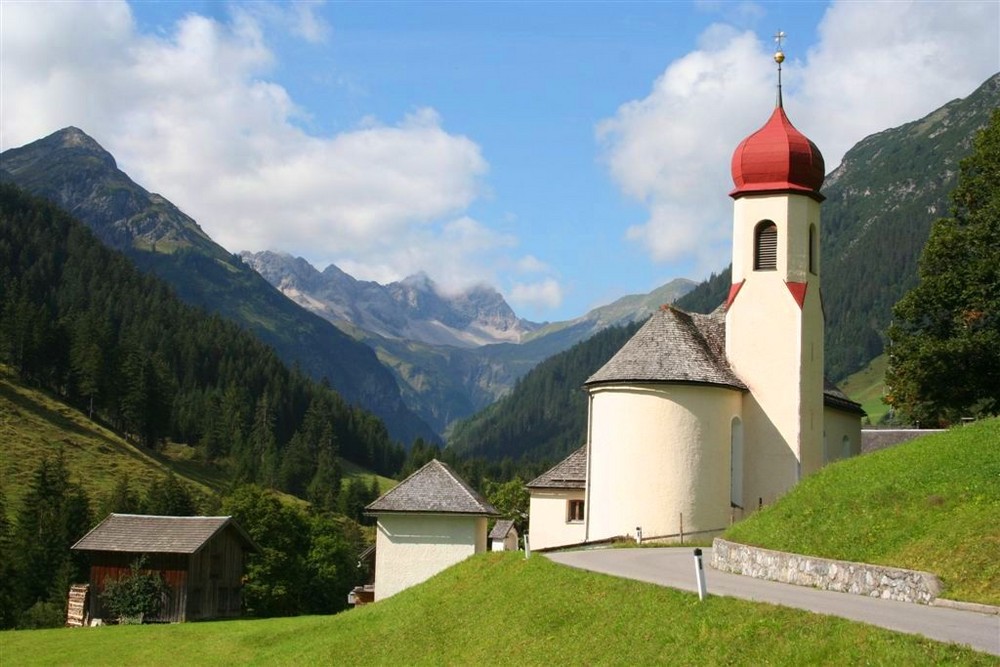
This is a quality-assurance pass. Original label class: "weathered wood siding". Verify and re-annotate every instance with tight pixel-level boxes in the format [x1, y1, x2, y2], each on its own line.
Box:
[88, 552, 188, 622]
[186, 526, 248, 620]
[85, 526, 249, 622]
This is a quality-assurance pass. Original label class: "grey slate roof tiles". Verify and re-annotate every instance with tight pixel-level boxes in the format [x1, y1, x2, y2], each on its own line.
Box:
[366, 459, 499, 516]
[586, 306, 746, 390]
[489, 519, 517, 540]
[528, 446, 587, 489]
[71, 514, 258, 554]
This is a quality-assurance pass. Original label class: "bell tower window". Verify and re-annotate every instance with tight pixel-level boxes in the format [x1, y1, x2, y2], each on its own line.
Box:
[754, 221, 777, 270]
[809, 224, 818, 274]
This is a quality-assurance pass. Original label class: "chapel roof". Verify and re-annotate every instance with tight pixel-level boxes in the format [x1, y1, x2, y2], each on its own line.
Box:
[71, 514, 259, 554]
[527, 446, 587, 489]
[823, 379, 867, 415]
[730, 103, 825, 200]
[585, 306, 747, 390]
[366, 459, 499, 516]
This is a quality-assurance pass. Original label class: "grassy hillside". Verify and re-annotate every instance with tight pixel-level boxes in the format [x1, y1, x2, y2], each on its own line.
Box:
[0, 364, 217, 518]
[0, 363, 392, 518]
[838, 353, 889, 424]
[1, 552, 991, 665]
[725, 418, 1000, 605]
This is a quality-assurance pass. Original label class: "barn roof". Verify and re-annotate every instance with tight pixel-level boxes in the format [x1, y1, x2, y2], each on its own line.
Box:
[528, 446, 587, 489]
[489, 519, 517, 540]
[366, 459, 499, 516]
[586, 306, 746, 390]
[71, 514, 259, 554]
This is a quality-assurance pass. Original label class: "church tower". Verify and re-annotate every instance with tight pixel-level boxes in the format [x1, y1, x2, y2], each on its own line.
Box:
[725, 44, 826, 507]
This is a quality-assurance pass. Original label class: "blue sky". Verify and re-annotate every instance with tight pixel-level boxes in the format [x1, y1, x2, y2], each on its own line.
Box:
[2, 1, 998, 321]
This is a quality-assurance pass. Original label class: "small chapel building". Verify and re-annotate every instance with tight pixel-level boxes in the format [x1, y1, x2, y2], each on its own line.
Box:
[529, 55, 864, 549]
[365, 459, 498, 601]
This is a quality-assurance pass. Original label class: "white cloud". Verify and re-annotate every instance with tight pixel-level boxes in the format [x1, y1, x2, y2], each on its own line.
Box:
[0, 0, 498, 291]
[598, 28, 772, 271]
[599, 0, 1000, 272]
[508, 278, 564, 314]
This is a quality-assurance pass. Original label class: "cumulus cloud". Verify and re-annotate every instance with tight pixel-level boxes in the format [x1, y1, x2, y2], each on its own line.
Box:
[509, 278, 564, 315]
[0, 1, 536, 299]
[598, 28, 772, 271]
[600, 0, 1000, 273]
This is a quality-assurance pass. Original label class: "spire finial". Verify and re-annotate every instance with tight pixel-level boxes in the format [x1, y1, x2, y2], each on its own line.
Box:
[773, 30, 786, 108]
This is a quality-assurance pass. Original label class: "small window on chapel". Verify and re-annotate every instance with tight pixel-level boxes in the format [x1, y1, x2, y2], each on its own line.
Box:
[754, 221, 778, 270]
[567, 500, 585, 523]
[809, 224, 818, 275]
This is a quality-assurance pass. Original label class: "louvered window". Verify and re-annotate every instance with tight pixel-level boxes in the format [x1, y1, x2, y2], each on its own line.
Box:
[754, 221, 777, 270]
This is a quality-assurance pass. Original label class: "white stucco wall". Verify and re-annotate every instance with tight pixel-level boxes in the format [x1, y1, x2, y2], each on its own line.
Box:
[528, 489, 585, 551]
[727, 193, 824, 505]
[586, 384, 741, 543]
[373, 513, 487, 601]
[824, 407, 863, 462]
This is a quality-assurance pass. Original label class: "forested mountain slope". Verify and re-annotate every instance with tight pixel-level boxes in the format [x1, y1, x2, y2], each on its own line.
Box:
[821, 73, 1000, 380]
[447, 319, 646, 462]
[0, 128, 435, 445]
[0, 184, 405, 500]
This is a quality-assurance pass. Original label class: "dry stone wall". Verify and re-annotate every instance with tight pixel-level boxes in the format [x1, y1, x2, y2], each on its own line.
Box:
[711, 538, 942, 604]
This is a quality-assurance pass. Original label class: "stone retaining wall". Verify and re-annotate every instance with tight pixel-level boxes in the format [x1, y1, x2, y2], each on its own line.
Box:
[711, 538, 942, 604]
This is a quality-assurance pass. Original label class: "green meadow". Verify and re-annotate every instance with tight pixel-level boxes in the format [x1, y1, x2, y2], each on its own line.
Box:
[2, 552, 993, 665]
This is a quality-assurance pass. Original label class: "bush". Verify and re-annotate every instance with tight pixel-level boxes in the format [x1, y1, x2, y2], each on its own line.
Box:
[18, 601, 65, 629]
[100, 557, 168, 624]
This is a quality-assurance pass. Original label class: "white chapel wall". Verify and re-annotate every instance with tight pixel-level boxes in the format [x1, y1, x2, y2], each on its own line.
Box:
[528, 488, 585, 551]
[586, 384, 740, 542]
[374, 513, 485, 601]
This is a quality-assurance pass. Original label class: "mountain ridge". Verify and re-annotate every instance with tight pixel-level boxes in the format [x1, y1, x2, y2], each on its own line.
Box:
[1, 128, 438, 445]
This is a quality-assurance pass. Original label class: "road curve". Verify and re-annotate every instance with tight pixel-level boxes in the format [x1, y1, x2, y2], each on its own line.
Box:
[545, 547, 1000, 657]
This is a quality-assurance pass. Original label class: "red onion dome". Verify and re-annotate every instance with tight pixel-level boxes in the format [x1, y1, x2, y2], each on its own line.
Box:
[730, 105, 824, 200]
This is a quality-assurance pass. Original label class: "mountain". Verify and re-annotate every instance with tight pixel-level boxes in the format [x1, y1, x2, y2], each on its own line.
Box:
[447, 319, 647, 462]
[821, 73, 1000, 380]
[0, 127, 436, 445]
[240, 251, 540, 348]
[243, 250, 696, 435]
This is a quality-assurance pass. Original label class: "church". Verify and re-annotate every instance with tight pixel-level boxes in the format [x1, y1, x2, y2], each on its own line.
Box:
[528, 50, 864, 551]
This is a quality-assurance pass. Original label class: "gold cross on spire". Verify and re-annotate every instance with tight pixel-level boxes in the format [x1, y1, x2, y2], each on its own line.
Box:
[774, 30, 787, 53]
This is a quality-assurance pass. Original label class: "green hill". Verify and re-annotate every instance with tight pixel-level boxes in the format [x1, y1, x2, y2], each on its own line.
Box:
[1, 552, 990, 664]
[725, 418, 1000, 605]
[838, 353, 890, 424]
[0, 360, 394, 515]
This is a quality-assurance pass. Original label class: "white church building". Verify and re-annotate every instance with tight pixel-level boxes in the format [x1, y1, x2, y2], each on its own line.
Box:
[528, 58, 864, 550]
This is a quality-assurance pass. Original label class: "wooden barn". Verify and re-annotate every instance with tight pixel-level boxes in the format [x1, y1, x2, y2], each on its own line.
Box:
[71, 514, 259, 623]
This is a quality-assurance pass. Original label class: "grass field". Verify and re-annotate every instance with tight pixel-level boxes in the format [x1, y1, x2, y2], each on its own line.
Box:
[0, 365, 216, 518]
[838, 353, 890, 424]
[725, 418, 1000, 605]
[1, 552, 993, 665]
[0, 364, 394, 518]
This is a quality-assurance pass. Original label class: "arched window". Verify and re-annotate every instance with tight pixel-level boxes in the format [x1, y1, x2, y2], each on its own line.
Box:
[809, 224, 818, 274]
[730, 417, 744, 508]
[841, 435, 851, 459]
[754, 221, 777, 270]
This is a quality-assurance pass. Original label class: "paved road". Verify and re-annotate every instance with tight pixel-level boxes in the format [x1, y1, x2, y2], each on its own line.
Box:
[546, 547, 1000, 657]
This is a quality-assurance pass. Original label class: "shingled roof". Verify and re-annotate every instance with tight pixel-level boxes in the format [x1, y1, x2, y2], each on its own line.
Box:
[823, 379, 866, 415]
[489, 519, 517, 540]
[366, 459, 499, 516]
[586, 306, 746, 390]
[528, 446, 587, 489]
[71, 514, 259, 554]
